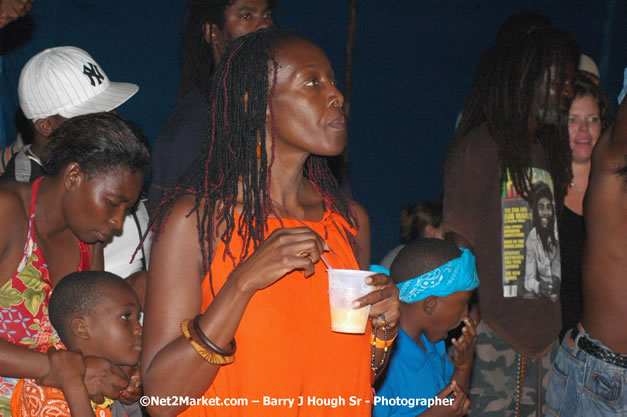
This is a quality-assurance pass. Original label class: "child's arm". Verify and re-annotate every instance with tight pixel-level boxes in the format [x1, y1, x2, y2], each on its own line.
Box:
[63, 379, 97, 417]
[450, 317, 477, 393]
[44, 348, 96, 417]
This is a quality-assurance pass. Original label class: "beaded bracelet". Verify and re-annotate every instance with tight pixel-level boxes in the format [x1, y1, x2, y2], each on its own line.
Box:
[192, 314, 237, 356]
[370, 333, 397, 349]
[181, 319, 234, 365]
[370, 314, 391, 373]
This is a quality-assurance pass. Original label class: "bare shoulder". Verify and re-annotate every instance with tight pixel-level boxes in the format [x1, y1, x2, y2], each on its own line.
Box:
[593, 99, 627, 171]
[150, 194, 223, 279]
[0, 181, 29, 227]
[152, 195, 203, 263]
[0, 181, 30, 285]
[350, 200, 369, 227]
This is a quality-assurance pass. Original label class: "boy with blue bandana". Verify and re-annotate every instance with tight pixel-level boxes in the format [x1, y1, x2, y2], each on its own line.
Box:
[372, 238, 479, 417]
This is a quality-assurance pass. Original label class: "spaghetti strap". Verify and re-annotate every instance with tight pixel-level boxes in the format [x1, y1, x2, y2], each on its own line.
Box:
[28, 177, 43, 234]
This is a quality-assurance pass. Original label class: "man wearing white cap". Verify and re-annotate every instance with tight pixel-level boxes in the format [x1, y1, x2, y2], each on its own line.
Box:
[2, 46, 151, 280]
[3, 46, 138, 182]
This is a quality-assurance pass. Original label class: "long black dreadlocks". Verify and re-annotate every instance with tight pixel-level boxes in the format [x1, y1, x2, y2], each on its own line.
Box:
[454, 11, 552, 146]
[453, 26, 579, 210]
[149, 28, 355, 295]
[178, 0, 278, 100]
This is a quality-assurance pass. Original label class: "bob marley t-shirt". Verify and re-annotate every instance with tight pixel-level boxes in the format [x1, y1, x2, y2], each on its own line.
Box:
[443, 123, 561, 358]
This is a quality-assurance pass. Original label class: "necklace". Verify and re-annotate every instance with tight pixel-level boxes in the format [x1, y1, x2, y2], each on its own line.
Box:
[569, 181, 585, 194]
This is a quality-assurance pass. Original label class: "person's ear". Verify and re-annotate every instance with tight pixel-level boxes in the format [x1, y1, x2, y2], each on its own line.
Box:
[33, 117, 56, 138]
[423, 224, 437, 238]
[422, 296, 438, 316]
[70, 317, 90, 340]
[203, 22, 218, 44]
[62, 162, 85, 192]
[205, 23, 226, 62]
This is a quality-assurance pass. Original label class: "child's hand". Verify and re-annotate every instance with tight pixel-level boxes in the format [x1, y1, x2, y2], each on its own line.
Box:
[425, 380, 470, 416]
[452, 317, 477, 372]
[118, 365, 143, 405]
[36, 347, 86, 389]
[83, 356, 129, 404]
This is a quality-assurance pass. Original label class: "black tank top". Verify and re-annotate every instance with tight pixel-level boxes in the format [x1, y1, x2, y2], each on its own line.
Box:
[558, 205, 585, 341]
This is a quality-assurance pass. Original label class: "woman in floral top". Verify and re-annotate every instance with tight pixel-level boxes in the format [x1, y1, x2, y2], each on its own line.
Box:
[0, 113, 150, 416]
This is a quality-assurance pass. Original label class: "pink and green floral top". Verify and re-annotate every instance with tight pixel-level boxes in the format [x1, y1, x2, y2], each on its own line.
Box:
[0, 177, 91, 416]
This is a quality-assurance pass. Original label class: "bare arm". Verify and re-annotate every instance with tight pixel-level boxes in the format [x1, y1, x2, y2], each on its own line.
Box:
[0, 338, 50, 379]
[125, 270, 147, 309]
[44, 349, 94, 417]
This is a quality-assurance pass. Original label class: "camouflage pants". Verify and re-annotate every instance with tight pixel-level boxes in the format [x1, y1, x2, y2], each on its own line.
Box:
[466, 321, 557, 417]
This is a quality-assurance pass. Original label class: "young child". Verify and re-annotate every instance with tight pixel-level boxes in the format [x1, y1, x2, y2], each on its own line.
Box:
[373, 238, 479, 417]
[10, 271, 142, 417]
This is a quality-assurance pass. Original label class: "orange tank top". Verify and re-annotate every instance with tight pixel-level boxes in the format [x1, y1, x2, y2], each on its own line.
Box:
[178, 209, 372, 417]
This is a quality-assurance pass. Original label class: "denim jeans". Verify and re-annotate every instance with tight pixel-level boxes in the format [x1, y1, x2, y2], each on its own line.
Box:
[544, 328, 626, 416]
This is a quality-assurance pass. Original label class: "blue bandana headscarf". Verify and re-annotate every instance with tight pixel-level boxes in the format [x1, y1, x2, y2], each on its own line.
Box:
[370, 247, 479, 303]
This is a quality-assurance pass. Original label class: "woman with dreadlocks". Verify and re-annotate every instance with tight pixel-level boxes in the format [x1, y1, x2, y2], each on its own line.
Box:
[442, 26, 579, 416]
[141, 28, 400, 417]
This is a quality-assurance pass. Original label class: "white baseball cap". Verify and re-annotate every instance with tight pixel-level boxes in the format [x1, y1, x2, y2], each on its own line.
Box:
[578, 54, 600, 80]
[18, 46, 139, 120]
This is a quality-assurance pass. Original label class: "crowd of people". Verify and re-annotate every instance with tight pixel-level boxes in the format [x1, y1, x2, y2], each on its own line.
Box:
[0, 1, 625, 417]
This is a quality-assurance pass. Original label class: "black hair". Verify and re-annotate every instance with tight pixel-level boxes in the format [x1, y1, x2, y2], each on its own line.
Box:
[453, 12, 552, 149]
[572, 74, 612, 130]
[40, 112, 151, 179]
[452, 26, 580, 210]
[390, 238, 461, 285]
[178, 0, 278, 100]
[149, 28, 355, 296]
[495, 10, 551, 46]
[49, 271, 130, 343]
[530, 181, 556, 254]
[399, 199, 442, 243]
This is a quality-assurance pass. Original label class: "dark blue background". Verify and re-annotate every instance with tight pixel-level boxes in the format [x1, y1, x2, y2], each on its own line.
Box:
[1, 0, 625, 262]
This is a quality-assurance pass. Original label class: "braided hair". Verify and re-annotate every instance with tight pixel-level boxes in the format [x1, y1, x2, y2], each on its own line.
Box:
[178, 0, 277, 100]
[150, 28, 355, 294]
[453, 27, 579, 209]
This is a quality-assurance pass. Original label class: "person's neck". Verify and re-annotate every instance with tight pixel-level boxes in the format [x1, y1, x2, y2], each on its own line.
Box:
[28, 133, 49, 160]
[571, 160, 591, 187]
[34, 177, 71, 238]
[399, 304, 426, 350]
[267, 153, 312, 218]
[564, 160, 591, 215]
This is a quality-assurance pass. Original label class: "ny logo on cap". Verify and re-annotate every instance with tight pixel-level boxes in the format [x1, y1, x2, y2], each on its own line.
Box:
[83, 63, 105, 87]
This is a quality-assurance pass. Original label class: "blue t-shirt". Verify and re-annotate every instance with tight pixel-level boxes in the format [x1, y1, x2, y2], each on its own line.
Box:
[373, 329, 454, 417]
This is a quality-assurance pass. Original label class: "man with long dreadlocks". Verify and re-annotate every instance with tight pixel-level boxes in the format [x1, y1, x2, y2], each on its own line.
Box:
[442, 26, 579, 416]
[140, 28, 400, 417]
[544, 77, 627, 417]
[148, 0, 275, 213]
